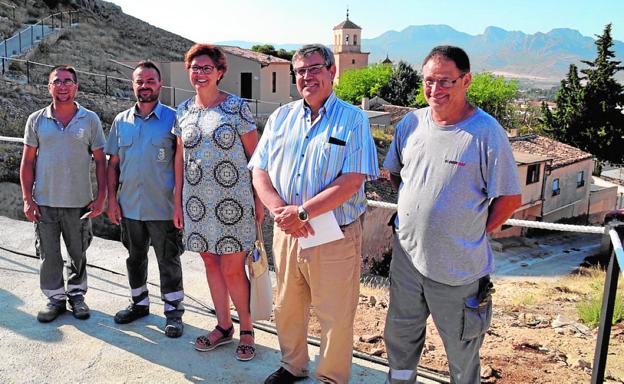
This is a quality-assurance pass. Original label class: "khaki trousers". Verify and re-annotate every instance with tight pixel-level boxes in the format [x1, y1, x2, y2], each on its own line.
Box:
[272, 219, 362, 384]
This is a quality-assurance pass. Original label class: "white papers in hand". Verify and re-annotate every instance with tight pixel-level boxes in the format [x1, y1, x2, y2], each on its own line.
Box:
[298, 211, 345, 249]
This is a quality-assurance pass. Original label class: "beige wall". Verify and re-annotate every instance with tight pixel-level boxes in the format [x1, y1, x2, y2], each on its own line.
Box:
[588, 185, 618, 224]
[220, 53, 261, 100]
[162, 62, 194, 106]
[159, 57, 292, 114]
[542, 159, 594, 222]
[333, 27, 362, 53]
[335, 52, 369, 83]
[258, 63, 292, 114]
[516, 162, 547, 206]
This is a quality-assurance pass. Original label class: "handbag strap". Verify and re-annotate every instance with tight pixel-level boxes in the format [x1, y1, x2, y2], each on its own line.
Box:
[256, 222, 264, 244]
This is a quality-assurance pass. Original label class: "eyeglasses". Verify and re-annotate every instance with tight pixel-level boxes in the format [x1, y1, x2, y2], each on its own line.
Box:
[49, 79, 76, 87]
[423, 74, 466, 89]
[190, 65, 215, 74]
[293, 64, 326, 77]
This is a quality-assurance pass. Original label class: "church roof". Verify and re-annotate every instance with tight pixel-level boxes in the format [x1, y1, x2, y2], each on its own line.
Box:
[333, 19, 361, 30]
[333, 10, 361, 30]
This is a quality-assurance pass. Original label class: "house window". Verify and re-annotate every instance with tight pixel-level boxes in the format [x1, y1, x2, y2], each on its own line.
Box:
[577, 171, 585, 187]
[552, 178, 560, 196]
[272, 72, 276, 93]
[345, 34, 349, 44]
[352, 59, 355, 64]
[526, 164, 540, 185]
[354, 34, 358, 45]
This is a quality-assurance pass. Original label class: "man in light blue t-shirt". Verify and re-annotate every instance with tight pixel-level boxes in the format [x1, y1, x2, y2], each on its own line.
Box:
[383, 46, 521, 384]
[21, 65, 107, 323]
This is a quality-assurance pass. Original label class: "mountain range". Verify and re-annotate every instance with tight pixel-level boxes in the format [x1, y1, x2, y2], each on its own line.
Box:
[218, 25, 624, 86]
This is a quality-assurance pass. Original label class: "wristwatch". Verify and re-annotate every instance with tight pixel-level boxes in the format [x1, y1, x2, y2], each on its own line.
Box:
[297, 206, 309, 223]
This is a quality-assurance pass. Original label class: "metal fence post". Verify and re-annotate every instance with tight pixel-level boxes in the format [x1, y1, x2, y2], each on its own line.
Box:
[30, 25, 33, 46]
[60, 12, 63, 29]
[255, 99, 258, 117]
[41, 19, 44, 37]
[26, 60, 30, 84]
[105, 75, 108, 96]
[173, 87, 176, 106]
[591, 215, 624, 384]
[18, 30, 21, 53]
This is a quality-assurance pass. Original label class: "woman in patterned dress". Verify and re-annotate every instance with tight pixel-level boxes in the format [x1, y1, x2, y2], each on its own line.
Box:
[173, 44, 264, 361]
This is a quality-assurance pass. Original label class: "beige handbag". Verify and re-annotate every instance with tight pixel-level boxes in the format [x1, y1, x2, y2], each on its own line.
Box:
[247, 223, 273, 321]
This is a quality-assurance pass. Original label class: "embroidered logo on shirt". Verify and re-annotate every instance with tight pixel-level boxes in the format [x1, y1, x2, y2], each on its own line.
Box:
[75, 128, 85, 139]
[157, 148, 166, 162]
[444, 159, 466, 166]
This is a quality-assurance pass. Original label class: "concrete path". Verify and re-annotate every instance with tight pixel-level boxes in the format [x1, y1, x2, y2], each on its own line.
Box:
[492, 232, 603, 277]
[0, 216, 443, 383]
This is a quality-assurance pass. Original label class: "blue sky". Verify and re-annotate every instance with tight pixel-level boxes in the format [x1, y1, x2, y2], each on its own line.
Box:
[109, 0, 623, 44]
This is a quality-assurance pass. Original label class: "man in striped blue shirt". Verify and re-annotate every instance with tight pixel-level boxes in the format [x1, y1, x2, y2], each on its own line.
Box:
[250, 44, 379, 384]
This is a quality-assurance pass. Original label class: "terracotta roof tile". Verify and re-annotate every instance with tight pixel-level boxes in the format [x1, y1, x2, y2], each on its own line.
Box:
[509, 134, 593, 169]
[333, 19, 361, 30]
[381, 105, 416, 124]
[218, 46, 290, 66]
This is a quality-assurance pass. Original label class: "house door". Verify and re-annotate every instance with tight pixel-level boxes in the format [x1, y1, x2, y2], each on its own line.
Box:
[240, 73, 252, 99]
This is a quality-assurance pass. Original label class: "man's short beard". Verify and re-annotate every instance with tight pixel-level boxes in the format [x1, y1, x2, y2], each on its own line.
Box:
[136, 91, 159, 103]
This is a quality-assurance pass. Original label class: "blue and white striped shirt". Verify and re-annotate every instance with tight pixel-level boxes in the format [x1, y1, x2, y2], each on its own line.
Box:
[249, 92, 379, 225]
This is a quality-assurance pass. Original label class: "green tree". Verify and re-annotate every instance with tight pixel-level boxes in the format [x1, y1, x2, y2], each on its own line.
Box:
[542, 23, 624, 164]
[467, 73, 518, 127]
[378, 61, 420, 107]
[413, 72, 518, 126]
[334, 64, 393, 104]
[251, 44, 294, 61]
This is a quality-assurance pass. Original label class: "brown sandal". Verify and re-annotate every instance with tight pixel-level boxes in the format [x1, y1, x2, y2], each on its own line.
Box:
[235, 330, 256, 361]
[194, 324, 234, 352]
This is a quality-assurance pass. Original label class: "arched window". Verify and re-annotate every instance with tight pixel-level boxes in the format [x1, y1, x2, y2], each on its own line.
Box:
[345, 34, 349, 44]
[354, 34, 358, 45]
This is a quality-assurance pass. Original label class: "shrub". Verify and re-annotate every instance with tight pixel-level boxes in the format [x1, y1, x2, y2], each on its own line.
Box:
[577, 293, 624, 327]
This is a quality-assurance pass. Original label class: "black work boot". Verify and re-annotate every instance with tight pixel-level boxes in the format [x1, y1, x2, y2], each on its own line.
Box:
[114, 304, 149, 324]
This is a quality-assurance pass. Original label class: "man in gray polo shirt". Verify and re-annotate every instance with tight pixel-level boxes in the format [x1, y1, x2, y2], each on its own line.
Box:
[106, 61, 184, 338]
[20, 64, 107, 323]
[383, 46, 522, 383]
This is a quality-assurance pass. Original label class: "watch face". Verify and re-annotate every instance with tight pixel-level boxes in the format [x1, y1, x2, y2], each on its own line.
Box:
[298, 208, 308, 221]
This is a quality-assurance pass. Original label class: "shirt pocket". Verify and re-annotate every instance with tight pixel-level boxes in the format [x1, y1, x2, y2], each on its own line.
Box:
[319, 140, 346, 177]
[152, 136, 173, 163]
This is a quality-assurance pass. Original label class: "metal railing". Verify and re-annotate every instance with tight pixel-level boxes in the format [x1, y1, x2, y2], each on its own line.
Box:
[0, 10, 79, 63]
[1, 56, 287, 114]
[368, 200, 623, 384]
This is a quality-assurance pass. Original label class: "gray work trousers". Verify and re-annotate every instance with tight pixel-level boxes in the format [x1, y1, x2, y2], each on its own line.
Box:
[35, 206, 92, 304]
[120, 218, 184, 318]
[384, 236, 492, 384]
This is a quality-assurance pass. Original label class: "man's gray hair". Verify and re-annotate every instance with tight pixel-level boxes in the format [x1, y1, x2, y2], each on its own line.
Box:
[292, 44, 335, 68]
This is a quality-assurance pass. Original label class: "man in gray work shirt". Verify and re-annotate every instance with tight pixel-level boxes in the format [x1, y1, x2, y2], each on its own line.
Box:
[106, 61, 184, 338]
[20, 65, 107, 323]
[383, 46, 522, 383]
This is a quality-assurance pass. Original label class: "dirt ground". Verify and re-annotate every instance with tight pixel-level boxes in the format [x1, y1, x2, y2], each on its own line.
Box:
[304, 270, 624, 383]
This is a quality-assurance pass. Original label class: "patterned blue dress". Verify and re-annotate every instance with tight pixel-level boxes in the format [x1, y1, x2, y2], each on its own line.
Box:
[173, 94, 256, 254]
